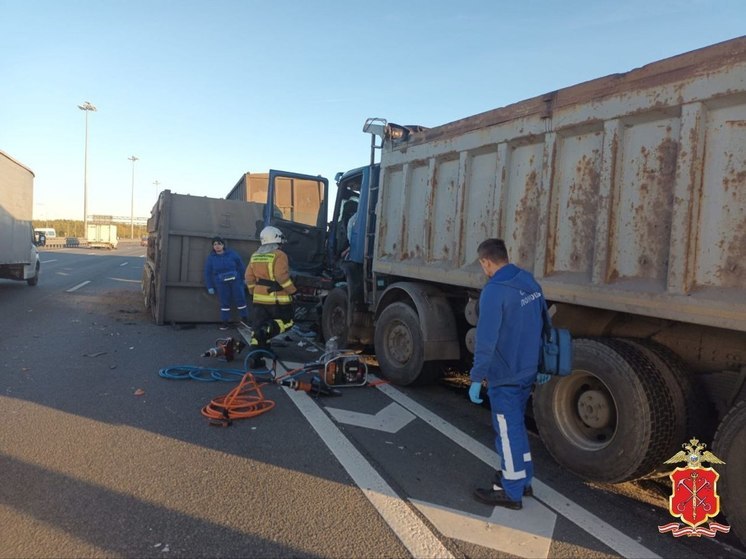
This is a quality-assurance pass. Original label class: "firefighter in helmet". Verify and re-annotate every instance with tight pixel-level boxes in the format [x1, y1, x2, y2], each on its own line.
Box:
[244, 226, 296, 366]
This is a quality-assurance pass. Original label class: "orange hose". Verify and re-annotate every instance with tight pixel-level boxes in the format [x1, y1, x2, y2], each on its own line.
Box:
[201, 372, 275, 425]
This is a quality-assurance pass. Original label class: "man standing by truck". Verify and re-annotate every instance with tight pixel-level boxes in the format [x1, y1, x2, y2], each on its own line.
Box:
[203, 236, 250, 330]
[468, 238, 544, 510]
[244, 226, 296, 367]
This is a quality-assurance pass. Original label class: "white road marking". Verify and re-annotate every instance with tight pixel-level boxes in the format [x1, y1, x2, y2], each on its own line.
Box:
[40, 259, 57, 263]
[412, 498, 556, 559]
[66, 280, 91, 292]
[108, 277, 141, 283]
[282, 378, 454, 559]
[325, 402, 415, 433]
[372, 375, 660, 559]
[120, 262, 128, 267]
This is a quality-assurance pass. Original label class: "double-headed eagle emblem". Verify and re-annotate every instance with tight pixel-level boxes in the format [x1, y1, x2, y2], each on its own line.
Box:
[663, 437, 725, 468]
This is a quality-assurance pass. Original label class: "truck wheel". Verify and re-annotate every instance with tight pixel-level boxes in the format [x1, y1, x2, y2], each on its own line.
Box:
[713, 399, 746, 547]
[322, 287, 349, 345]
[374, 301, 434, 385]
[615, 339, 689, 460]
[26, 262, 40, 286]
[533, 338, 675, 483]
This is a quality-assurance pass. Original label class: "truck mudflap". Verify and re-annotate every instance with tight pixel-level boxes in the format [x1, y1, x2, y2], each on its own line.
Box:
[532, 337, 678, 483]
[713, 399, 746, 547]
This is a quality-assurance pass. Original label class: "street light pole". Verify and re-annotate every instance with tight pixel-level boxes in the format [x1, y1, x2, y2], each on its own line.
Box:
[153, 180, 161, 202]
[128, 155, 139, 239]
[78, 101, 97, 237]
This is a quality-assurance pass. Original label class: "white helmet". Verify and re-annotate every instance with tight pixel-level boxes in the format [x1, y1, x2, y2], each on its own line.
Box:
[260, 225, 285, 245]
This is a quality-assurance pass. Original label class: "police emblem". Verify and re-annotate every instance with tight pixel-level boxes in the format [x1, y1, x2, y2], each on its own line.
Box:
[658, 438, 731, 538]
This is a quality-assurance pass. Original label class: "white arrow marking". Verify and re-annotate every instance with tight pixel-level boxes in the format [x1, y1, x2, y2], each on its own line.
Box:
[412, 498, 556, 558]
[326, 402, 415, 433]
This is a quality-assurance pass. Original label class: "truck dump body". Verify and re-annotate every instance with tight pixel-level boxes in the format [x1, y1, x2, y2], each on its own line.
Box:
[374, 37, 746, 332]
[142, 191, 263, 324]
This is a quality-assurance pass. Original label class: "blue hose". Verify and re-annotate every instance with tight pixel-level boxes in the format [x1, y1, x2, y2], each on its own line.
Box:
[158, 365, 246, 382]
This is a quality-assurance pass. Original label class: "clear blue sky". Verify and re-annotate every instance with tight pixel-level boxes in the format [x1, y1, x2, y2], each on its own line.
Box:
[2, 1, 745, 221]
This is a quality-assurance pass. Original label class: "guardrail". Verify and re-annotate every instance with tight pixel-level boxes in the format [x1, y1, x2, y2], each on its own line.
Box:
[41, 238, 88, 249]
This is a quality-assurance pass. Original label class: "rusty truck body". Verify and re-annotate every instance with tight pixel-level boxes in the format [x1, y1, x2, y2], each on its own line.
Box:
[288, 37, 744, 542]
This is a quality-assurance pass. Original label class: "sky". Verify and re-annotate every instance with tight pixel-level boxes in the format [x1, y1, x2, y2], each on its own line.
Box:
[2, 1, 745, 222]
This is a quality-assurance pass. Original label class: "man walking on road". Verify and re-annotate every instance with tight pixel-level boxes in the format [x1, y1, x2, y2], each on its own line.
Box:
[468, 238, 545, 510]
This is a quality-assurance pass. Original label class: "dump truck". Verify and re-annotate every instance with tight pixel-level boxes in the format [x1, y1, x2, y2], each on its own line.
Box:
[0, 150, 40, 286]
[258, 37, 746, 543]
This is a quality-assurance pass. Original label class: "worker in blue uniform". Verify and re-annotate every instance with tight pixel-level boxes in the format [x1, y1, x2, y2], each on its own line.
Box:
[469, 238, 545, 510]
[203, 236, 249, 330]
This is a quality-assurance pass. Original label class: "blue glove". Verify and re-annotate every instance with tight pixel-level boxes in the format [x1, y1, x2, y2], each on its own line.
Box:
[536, 373, 552, 385]
[468, 381, 484, 404]
[207, 288, 215, 295]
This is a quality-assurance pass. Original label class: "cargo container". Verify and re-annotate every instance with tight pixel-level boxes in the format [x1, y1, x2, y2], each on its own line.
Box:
[262, 37, 745, 543]
[0, 150, 40, 286]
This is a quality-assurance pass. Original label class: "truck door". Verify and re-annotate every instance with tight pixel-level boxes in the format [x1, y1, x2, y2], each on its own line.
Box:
[265, 170, 328, 275]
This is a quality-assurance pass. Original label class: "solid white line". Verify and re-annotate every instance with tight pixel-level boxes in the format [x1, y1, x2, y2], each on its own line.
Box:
[66, 280, 91, 292]
[41, 259, 57, 263]
[372, 376, 660, 559]
[283, 384, 454, 559]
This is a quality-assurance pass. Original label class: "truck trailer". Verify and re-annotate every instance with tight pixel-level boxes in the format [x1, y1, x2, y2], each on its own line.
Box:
[0, 150, 40, 286]
[256, 37, 746, 543]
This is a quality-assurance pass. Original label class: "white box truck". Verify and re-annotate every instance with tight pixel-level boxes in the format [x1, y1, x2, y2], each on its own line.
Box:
[86, 224, 118, 249]
[0, 150, 40, 286]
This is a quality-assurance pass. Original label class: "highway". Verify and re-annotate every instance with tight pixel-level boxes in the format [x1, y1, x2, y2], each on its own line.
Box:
[0, 241, 743, 558]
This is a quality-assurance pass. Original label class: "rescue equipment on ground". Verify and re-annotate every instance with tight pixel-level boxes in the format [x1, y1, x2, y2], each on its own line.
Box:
[202, 337, 247, 362]
[201, 372, 275, 426]
[161, 333, 374, 426]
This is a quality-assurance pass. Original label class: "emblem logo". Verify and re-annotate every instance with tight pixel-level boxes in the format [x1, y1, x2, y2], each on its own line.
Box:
[658, 438, 731, 538]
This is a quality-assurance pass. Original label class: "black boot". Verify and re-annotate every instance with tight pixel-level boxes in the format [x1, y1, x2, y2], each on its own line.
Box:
[493, 471, 533, 497]
[473, 487, 522, 510]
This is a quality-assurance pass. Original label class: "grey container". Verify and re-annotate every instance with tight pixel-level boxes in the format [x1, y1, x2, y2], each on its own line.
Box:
[142, 190, 264, 325]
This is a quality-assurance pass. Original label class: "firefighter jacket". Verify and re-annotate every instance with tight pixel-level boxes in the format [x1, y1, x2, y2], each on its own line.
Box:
[245, 248, 297, 305]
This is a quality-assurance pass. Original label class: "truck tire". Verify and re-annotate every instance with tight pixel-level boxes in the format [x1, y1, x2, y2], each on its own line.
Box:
[374, 301, 436, 385]
[321, 287, 349, 345]
[533, 338, 675, 483]
[615, 339, 690, 460]
[713, 399, 746, 547]
[26, 262, 39, 286]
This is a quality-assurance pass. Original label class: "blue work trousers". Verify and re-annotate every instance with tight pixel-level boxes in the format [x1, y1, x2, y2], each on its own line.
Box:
[217, 279, 248, 322]
[487, 379, 534, 502]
